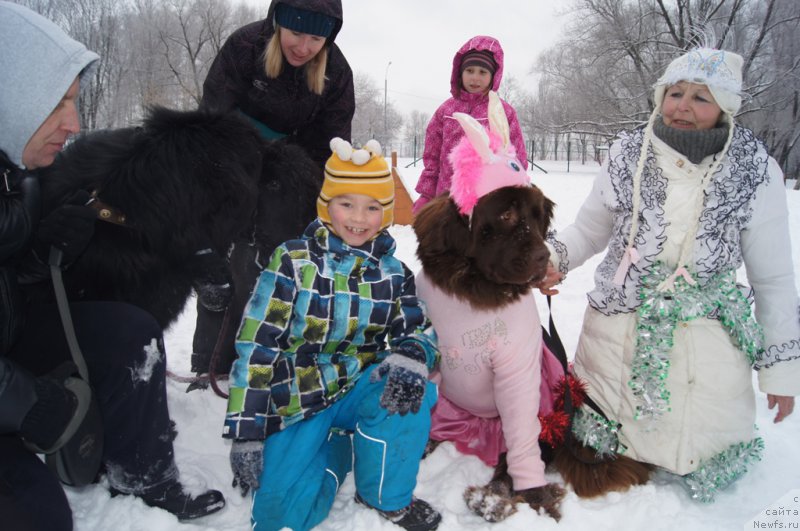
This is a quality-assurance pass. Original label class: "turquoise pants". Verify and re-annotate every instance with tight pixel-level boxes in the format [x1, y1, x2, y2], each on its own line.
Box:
[250, 364, 438, 531]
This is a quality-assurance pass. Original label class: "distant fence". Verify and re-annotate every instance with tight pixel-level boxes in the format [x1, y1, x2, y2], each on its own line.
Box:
[383, 133, 611, 171]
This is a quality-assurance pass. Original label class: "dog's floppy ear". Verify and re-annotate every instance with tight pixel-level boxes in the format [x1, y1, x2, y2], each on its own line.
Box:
[413, 194, 471, 260]
[537, 186, 556, 237]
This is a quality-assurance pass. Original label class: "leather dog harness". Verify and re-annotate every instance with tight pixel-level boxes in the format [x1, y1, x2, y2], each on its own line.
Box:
[88, 190, 127, 226]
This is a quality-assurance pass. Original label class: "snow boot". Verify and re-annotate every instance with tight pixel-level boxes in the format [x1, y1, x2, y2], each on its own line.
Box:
[355, 492, 441, 531]
[136, 480, 225, 520]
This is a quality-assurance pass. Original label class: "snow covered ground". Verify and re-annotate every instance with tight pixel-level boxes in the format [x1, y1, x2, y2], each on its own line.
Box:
[64, 160, 800, 530]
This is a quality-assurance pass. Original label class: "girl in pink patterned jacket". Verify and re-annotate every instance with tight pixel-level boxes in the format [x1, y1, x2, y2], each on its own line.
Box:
[412, 35, 528, 214]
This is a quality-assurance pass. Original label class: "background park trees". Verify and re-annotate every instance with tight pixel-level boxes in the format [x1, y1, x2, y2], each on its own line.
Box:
[12, 0, 800, 181]
[520, 0, 800, 180]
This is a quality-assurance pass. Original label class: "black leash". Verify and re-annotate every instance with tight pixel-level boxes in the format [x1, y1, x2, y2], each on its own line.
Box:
[541, 295, 575, 434]
[45, 247, 104, 486]
[49, 248, 89, 380]
[541, 295, 621, 463]
[167, 305, 231, 399]
[207, 306, 231, 399]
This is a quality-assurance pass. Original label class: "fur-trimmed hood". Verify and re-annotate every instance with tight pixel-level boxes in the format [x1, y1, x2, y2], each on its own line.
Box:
[450, 35, 505, 99]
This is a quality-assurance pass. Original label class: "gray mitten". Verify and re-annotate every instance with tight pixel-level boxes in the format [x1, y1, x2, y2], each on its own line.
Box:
[370, 342, 428, 415]
[230, 440, 264, 496]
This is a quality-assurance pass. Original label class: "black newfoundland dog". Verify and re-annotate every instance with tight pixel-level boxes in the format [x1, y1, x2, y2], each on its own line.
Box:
[28, 107, 321, 332]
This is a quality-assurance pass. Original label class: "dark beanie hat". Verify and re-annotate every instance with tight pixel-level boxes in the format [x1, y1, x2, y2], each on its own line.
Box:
[460, 49, 497, 75]
[274, 3, 336, 38]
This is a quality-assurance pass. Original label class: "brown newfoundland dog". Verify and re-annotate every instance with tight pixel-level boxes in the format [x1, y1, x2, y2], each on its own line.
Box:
[415, 187, 653, 506]
[413, 184, 569, 521]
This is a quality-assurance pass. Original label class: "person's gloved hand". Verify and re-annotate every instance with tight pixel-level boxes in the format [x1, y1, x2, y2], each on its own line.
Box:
[19, 367, 80, 453]
[230, 440, 264, 496]
[370, 342, 429, 415]
[190, 248, 233, 312]
[36, 190, 96, 264]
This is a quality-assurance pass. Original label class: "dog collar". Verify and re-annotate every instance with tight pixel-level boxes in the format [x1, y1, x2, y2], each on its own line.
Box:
[88, 190, 127, 226]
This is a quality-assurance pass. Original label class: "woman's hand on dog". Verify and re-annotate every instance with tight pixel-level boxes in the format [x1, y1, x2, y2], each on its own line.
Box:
[536, 262, 564, 296]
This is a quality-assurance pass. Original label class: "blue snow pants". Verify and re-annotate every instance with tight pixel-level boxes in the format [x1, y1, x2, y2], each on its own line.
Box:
[250, 364, 438, 531]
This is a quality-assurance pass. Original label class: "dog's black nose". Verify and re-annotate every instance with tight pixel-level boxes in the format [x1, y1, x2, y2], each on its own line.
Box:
[532, 246, 549, 266]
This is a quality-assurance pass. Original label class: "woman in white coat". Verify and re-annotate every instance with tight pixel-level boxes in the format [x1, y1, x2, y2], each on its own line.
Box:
[543, 47, 799, 502]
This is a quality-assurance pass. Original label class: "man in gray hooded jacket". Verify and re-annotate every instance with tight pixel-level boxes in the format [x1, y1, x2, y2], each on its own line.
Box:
[0, 2, 224, 528]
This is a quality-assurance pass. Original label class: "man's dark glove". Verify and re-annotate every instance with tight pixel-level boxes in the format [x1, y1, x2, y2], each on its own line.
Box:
[19, 369, 80, 453]
[36, 190, 96, 264]
[230, 440, 263, 496]
[190, 248, 233, 312]
[370, 342, 429, 415]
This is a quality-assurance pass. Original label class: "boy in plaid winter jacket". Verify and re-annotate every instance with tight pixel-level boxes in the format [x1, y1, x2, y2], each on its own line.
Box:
[224, 139, 441, 531]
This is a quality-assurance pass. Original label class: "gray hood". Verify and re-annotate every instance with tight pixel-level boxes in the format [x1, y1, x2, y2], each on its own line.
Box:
[0, 1, 99, 169]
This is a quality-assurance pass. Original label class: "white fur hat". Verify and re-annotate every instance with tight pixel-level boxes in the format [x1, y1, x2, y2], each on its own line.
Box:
[653, 48, 744, 115]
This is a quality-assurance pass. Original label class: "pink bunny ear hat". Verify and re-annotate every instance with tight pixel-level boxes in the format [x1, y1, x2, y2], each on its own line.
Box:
[448, 91, 530, 216]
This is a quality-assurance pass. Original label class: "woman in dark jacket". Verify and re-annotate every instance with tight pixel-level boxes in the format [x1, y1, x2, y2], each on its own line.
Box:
[191, 0, 355, 381]
[201, 0, 354, 167]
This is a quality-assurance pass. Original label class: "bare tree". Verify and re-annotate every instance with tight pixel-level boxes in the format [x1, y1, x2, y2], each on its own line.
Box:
[531, 0, 800, 177]
[351, 71, 403, 151]
[402, 110, 430, 159]
[13, 0, 260, 125]
[153, 0, 231, 107]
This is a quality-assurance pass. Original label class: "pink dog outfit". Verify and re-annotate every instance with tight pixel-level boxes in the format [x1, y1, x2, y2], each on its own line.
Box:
[416, 272, 557, 491]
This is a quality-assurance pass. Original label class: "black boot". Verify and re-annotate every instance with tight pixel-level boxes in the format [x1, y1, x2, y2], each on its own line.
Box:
[355, 492, 441, 531]
[137, 480, 225, 520]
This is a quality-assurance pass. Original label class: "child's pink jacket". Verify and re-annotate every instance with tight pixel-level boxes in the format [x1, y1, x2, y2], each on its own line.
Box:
[413, 35, 528, 213]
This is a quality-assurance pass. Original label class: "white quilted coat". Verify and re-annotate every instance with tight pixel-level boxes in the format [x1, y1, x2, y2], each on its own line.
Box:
[549, 129, 800, 474]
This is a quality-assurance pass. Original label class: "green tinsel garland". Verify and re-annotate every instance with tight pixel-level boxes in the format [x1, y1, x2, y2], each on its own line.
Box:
[630, 263, 764, 424]
[570, 407, 627, 458]
[683, 437, 765, 503]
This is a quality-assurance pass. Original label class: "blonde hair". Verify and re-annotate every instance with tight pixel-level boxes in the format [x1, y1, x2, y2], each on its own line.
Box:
[265, 26, 328, 95]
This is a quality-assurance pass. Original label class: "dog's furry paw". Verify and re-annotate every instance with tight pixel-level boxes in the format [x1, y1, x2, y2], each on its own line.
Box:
[463, 480, 517, 522]
[513, 482, 566, 521]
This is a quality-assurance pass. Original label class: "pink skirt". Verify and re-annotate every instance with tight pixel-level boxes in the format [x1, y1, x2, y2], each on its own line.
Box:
[428, 342, 564, 466]
[429, 394, 506, 466]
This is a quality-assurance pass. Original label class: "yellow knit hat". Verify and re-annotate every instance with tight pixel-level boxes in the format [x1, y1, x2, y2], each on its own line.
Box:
[318, 138, 394, 231]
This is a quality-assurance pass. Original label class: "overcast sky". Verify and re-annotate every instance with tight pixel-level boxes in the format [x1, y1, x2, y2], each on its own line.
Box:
[246, 1, 568, 116]
[340, 1, 567, 116]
